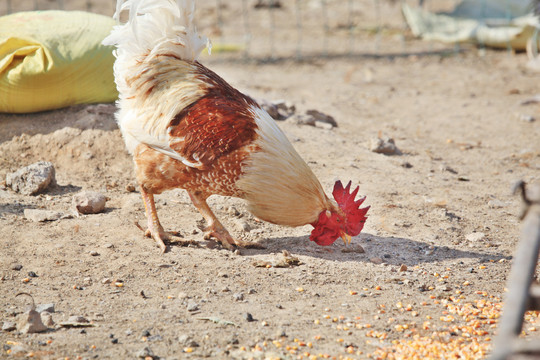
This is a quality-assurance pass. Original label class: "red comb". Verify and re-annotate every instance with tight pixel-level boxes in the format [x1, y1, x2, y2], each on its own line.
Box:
[333, 180, 369, 236]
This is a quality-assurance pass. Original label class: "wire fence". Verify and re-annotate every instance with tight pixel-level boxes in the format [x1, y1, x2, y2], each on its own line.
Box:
[0, 0, 536, 62]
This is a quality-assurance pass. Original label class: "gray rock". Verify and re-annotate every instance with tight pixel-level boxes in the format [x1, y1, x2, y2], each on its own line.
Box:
[259, 99, 280, 120]
[305, 109, 337, 127]
[227, 206, 240, 217]
[258, 99, 295, 120]
[274, 100, 296, 119]
[36, 303, 55, 313]
[369, 137, 400, 155]
[18, 308, 48, 333]
[234, 219, 251, 232]
[293, 110, 338, 129]
[466, 232, 486, 242]
[24, 209, 63, 222]
[1, 321, 16, 332]
[233, 292, 244, 301]
[40, 312, 55, 327]
[178, 334, 199, 347]
[436, 284, 452, 292]
[72, 191, 107, 214]
[68, 315, 89, 323]
[244, 312, 255, 322]
[136, 347, 155, 359]
[518, 113, 535, 122]
[186, 301, 199, 312]
[6, 161, 56, 195]
[314, 121, 334, 130]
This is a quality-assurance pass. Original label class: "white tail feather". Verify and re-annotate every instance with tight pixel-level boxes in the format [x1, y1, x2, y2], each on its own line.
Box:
[103, 0, 210, 62]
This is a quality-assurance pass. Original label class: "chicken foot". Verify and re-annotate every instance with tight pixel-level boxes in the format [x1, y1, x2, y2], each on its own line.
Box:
[141, 187, 169, 253]
[188, 191, 247, 250]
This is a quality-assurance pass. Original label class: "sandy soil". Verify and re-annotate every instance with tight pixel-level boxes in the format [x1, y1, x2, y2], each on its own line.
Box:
[1, 1, 540, 359]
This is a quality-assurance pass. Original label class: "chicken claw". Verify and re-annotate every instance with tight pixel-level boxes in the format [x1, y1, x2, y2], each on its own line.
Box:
[202, 223, 248, 250]
[140, 187, 168, 253]
[189, 191, 248, 250]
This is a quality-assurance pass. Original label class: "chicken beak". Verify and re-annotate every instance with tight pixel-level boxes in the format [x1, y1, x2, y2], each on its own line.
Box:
[340, 231, 352, 245]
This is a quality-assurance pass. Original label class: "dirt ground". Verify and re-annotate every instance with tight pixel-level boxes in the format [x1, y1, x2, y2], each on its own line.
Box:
[1, 1, 540, 360]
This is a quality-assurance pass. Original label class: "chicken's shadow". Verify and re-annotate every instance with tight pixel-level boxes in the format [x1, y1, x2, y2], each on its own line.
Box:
[241, 233, 511, 266]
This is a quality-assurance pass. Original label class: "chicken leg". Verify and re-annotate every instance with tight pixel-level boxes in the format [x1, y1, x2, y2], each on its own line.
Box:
[188, 191, 246, 250]
[141, 187, 168, 253]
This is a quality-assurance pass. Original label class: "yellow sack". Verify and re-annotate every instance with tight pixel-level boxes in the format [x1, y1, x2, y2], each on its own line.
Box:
[0, 11, 118, 113]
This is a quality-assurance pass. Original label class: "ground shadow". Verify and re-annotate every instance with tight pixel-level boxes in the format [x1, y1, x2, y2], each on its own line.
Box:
[0, 104, 118, 144]
[238, 232, 511, 267]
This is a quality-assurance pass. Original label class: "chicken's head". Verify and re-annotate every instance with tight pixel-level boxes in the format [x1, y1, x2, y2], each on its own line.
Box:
[310, 180, 369, 246]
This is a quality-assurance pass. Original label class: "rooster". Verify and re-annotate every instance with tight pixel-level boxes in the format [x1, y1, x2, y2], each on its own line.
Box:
[103, 0, 369, 253]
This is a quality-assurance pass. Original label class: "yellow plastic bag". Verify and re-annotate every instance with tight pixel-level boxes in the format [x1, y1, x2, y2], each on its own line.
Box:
[0, 11, 118, 113]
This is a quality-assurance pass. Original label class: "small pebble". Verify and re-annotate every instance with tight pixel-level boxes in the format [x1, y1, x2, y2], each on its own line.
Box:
[136, 346, 154, 359]
[36, 303, 55, 313]
[233, 292, 244, 301]
[11, 264, 23, 271]
[518, 113, 535, 122]
[187, 301, 199, 312]
[28, 271, 38, 278]
[72, 191, 107, 214]
[90, 251, 100, 256]
[341, 244, 365, 253]
[466, 232, 486, 242]
[436, 285, 452, 292]
[142, 330, 151, 337]
[401, 162, 413, 168]
[370, 257, 384, 264]
[147, 335, 163, 342]
[1, 321, 16, 332]
[24, 209, 63, 222]
[227, 206, 240, 216]
[68, 315, 89, 323]
[369, 137, 400, 155]
[488, 199, 506, 208]
[40, 312, 55, 327]
[234, 219, 251, 232]
[399, 264, 408, 272]
[244, 313, 255, 322]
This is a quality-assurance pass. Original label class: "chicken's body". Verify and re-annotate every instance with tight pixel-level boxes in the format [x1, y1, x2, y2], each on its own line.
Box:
[104, 0, 368, 252]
